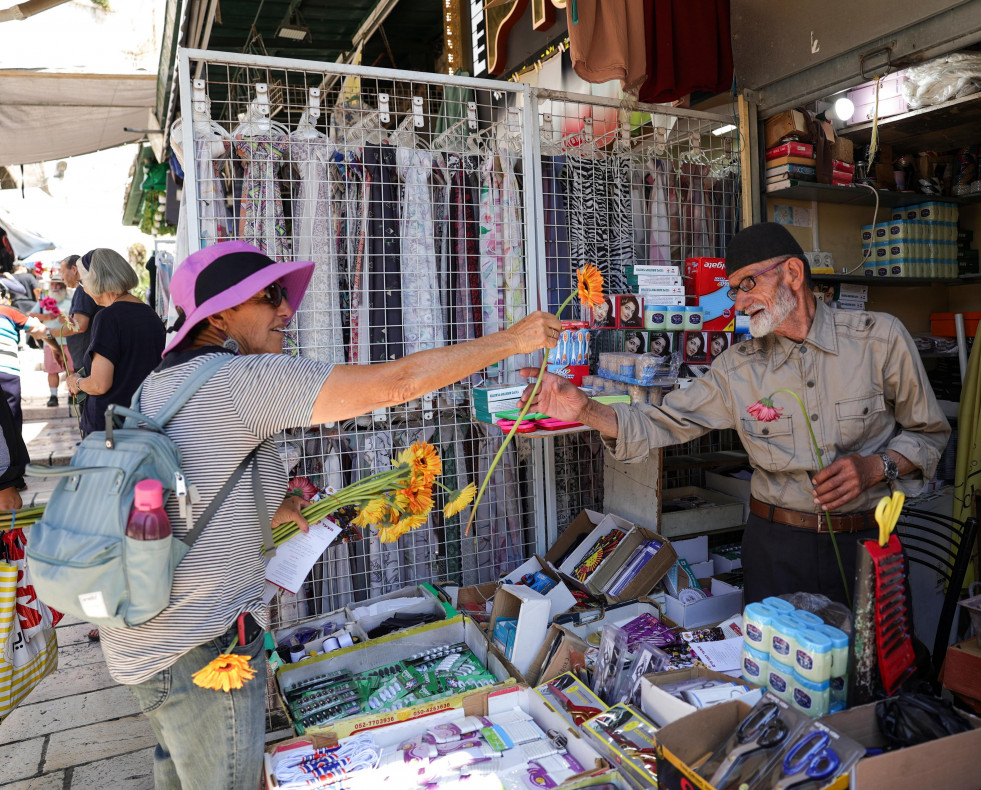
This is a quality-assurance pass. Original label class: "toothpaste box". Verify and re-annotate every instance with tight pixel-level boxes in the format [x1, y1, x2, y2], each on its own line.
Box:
[684, 257, 735, 331]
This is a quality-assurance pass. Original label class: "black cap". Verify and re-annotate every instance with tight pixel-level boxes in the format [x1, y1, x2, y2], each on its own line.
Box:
[725, 222, 805, 276]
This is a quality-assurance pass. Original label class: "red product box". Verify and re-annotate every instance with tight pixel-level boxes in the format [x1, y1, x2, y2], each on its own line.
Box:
[765, 141, 814, 160]
[614, 294, 644, 329]
[546, 364, 590, 386]
[684, 258, 736, 331]
[832, 159, 855, 175]
[832, 176, 854, 187]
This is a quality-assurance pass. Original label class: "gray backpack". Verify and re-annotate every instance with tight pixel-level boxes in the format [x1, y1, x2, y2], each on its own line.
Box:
[25, 355, 273, 628]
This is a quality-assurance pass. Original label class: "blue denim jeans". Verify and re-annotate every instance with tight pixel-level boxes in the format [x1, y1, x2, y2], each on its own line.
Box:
[127, 626, 267, 790]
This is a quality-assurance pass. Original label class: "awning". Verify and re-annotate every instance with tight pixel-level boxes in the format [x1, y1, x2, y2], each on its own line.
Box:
[0, 71, 157, 167]
[0, 205, 54, 258]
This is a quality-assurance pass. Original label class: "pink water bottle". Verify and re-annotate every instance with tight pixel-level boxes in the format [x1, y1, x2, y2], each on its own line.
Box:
[126, 479, 172, 540]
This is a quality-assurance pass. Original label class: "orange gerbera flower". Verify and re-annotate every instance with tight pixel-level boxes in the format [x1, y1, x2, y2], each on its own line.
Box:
[377, 520, 413, 543]
[404, 483, 434, 515]
[576, 263, 605, 309]
[192, 652, 256, 692]
[409, 442, 442, 485]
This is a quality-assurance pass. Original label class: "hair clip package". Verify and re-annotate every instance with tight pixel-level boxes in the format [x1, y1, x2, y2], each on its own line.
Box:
[582, 704, 659, 789]
[591, 624, 631, 704]
[535, 672, 608, 729]
[697, 692, 810, 790]
[624, 642, 671, 707]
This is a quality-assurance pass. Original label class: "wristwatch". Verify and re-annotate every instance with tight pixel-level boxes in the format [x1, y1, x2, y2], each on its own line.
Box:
[878, 452, 899, 483]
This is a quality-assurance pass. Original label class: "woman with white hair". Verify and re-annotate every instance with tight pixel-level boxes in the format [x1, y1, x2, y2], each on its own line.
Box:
[66, 248, 165, 436]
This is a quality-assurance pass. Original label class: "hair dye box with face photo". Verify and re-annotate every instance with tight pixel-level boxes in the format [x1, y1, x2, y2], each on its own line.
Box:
[614, 294, 644, 329]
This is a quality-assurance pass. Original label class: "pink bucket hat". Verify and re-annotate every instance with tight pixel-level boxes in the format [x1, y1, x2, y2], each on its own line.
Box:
[163, 241, 314, 356]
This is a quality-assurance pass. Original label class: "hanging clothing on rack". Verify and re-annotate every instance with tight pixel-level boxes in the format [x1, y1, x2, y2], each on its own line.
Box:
[478, 154, 505, 340]
[472, 422, 524, 581]
[363, 143, 404, 362]
[354, 428, 400, 597]
[397, 146, 445, 355]
[607, 154, 636, 284]
[541, 154, 571, 316]
[291, 135, 344, 362]
[630, 159, 649, 267]
[234, 131, 292, 258]
[566, 156, 628, 295]
[648, 158, 676, 265]
[446, 154, 483, 357]
[171, 121, 233, 264]
[679, 161, 713, 260]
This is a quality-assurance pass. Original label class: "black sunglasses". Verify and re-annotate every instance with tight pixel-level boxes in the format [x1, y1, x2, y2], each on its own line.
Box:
[251, 282, 289, 308]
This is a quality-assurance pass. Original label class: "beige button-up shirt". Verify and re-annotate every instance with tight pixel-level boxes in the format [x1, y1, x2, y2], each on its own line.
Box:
[603, 299, 951, 513]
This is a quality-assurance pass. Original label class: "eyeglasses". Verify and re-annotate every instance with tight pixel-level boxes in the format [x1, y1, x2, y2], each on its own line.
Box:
[248, 282, 289, 308]
[726, 259, 787, 300]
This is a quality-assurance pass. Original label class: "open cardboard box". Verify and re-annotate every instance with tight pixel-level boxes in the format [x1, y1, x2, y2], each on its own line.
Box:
[544, 509, 633, 576]
[454, 581, 499, 625]
[275, 616, 523, 739]
[820, 700, 981, 789]
[488, 584, 552, 677]
[264, 685, 610, 789]
[639, 666, 762, 727]
[503, 555, 578, 617]
[554, 596, 667, 645]
[548, 511, 635, 594]
[587, 526, 677, 603]
[663, 577, 742, 628]
[526, 623, 591, 686]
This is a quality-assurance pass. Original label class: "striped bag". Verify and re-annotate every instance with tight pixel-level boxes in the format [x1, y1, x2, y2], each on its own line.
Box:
[1, 528, 60, 723]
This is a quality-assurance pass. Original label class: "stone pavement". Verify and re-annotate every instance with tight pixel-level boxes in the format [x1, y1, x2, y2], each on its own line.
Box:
[1, 347, 155, 788]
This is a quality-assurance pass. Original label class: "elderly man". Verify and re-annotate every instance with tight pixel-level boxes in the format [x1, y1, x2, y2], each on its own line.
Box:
[521, 222, 950, 604]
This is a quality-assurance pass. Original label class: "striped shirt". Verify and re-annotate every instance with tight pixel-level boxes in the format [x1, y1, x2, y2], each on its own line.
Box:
[100, 350, 333, 684]
[0, 307, 27, 377]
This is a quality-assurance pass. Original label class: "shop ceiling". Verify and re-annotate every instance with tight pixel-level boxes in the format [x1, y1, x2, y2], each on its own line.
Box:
[161, 0, 443, 129]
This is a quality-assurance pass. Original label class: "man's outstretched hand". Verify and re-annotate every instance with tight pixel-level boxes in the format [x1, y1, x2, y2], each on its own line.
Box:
[517, 368, 590, 422]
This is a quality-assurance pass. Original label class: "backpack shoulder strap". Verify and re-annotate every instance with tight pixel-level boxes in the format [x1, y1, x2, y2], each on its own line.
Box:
[134, 354, 234, 428]
[180, 445, 260, 548]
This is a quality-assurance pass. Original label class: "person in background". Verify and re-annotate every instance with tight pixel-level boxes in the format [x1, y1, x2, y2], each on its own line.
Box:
[0, 300, 29, 431]
[518, 222, 950, 605]
[101, 240, 560, 790]
[65, 249, 165, 436]
[33, 273, 73, 407]
[11, 263, 41, 311]
[52, 254, 102, 386]
[0, 381, 28, 510]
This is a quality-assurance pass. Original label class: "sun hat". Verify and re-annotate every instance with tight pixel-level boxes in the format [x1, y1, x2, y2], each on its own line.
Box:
[724, 222, 805, 276]
[163, 241, 315, 356]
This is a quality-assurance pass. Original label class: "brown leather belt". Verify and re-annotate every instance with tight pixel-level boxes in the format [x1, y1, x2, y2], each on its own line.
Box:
[749, 497, 876, 534]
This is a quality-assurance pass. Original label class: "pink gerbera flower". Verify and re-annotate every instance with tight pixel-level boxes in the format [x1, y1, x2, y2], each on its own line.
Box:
[746, 396, 783, 422]
[286, 476, 319, 499]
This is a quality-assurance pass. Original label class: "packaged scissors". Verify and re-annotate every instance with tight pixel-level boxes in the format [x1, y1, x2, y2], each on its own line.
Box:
[747, 720, 865, 790]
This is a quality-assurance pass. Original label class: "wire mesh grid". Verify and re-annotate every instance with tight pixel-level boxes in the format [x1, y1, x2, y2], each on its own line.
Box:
[173, 50, 743, 731]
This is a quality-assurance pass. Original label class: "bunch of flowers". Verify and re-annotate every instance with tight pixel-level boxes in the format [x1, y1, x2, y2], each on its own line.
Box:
[466, 264, 605, 535]
[38, 297, 60, 315]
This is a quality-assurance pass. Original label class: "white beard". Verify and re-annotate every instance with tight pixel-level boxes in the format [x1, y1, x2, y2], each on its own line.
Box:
[748, 283, 796, 338]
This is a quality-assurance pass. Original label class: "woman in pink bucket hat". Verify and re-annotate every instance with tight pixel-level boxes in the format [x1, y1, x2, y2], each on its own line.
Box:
[98, 240, 560, 790]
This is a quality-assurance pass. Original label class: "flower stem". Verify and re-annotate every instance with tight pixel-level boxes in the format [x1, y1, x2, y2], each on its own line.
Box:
[770, 388, 852, 607]
[465, 293, 575, 536]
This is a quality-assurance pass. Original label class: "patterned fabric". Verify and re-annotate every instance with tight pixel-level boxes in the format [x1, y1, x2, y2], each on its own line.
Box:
[234, 132, 291, 258]
[291, 136, 344, 363]
[541, 155, 571, 316]
[397, 146, 445, 355]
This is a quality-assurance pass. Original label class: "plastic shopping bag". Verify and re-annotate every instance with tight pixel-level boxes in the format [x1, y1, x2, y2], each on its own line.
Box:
[1, 528, 61, 723]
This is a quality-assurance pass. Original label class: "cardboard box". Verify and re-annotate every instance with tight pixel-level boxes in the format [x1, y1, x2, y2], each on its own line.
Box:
[526, 623, 591, 686]
[704, 466, 753, 522]
[551, 512, 634, 592]
[264, 685, 610, 789]
[587, 526, 678, 603]
[659, 486, 746, 538]
[820, 700, 981, 789]
[553, 596, 667, 644]
[503, 555, 578, 617]
[455, 581, 499, 623]
[275, 616, 523, 738]
[488, 584, 551, 677]
[544, 509, 633, 569]
[765, 141, 814, 160]
[764, 109, 810, 148]
[830, 135, 854, 164]
[941, 638, 981, 704]
[640, 667, 762, 727]
[664, 577, 743, 628]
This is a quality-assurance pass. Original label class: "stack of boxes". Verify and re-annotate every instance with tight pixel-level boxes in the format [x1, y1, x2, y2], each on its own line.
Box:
[472, 384, 527, 425]
[765, 141, 816, 192]
[958, 228, 979, 276]
[862, 201, 959, 278]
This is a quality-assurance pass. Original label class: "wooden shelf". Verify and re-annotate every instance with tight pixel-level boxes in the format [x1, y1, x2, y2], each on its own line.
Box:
[839, 91, 981, 153]
[766, 181, 981, 207]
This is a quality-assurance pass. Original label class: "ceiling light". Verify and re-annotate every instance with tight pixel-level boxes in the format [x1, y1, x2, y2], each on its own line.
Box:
[833, 96, 855, 122]
[711, 124, 736, 136]
[276, 23, 311, 42]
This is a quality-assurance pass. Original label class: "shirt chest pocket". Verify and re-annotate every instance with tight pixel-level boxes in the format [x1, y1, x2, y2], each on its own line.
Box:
[834, 392, 886, 450]
[740, 417, 796, 472]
